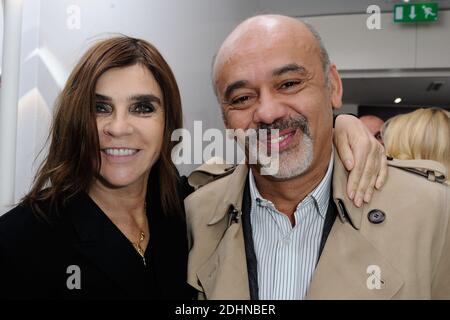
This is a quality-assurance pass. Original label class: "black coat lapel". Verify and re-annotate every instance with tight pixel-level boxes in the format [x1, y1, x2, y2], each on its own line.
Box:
[66, 193, 148, 298]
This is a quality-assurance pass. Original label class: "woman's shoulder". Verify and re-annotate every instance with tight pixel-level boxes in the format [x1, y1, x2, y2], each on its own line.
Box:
[0, 193, 76, 246]
[0, 191, 90, 229]
[0, 202, 36, 228]
[0, 202, 51, 242]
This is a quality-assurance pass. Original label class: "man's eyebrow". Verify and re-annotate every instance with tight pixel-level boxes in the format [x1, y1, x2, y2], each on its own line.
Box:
[128, 94, 162, 105]
[95, 93, 112, 101]
[223, 80, 248, 102]
[272, 63, 307, 77]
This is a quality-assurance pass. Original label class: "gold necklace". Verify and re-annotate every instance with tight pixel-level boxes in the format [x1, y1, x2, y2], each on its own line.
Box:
[131, 201, 147, 266]
[132, 231, 146, 265]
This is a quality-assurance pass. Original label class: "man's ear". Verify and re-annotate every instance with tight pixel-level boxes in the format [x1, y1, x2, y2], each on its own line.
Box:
[328, 64, 343, 110]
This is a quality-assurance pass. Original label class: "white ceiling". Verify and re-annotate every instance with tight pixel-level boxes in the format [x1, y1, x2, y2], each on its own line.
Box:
[342, 76, 450, 107]
[258, 0, 450, 17]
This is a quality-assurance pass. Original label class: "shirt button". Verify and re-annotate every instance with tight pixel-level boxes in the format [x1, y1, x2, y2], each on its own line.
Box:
[256, 198, 266, 207]
[368, 209, 386, 224]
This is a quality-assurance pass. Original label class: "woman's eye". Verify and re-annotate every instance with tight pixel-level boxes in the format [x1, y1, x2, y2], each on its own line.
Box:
[131, 102, 155, 114]
[95, 103, 112, 114]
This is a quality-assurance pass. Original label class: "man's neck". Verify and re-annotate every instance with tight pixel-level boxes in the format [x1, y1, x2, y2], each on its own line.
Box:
[252, 148, 332, 219]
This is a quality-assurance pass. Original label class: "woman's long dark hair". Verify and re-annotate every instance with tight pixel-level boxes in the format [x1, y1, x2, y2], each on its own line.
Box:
[24, 36, 183, 218]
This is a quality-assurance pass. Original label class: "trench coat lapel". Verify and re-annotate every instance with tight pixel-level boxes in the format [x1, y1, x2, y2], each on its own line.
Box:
[306, 219, 404, 299]
[197, 222, 250, 299]
[306, 157, 404, 299]
[197, 165, 251, 299]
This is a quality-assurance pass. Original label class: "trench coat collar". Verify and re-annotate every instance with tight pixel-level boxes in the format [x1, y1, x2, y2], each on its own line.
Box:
[208, 164, 249, 225]
[205, 155, 364, 228]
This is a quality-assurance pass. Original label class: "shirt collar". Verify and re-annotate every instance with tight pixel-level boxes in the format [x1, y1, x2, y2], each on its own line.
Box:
[249, 148, 334, 219]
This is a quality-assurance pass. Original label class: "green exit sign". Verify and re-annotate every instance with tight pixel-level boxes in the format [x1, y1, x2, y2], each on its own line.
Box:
[394, 2, 439, 23]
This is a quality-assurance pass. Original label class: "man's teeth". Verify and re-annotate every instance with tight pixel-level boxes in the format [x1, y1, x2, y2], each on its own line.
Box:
[104, 148, 138, 156]
[270, 133, 291, 144]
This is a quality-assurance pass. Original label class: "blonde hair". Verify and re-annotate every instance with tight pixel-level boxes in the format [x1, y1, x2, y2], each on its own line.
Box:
[382, 108, 450, 177]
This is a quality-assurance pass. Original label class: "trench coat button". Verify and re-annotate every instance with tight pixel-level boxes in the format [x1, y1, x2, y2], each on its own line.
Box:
[368, 209, 385, 224]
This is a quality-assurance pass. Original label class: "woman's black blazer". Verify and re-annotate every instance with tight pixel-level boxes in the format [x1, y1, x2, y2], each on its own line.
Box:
[0, 176, 195, 300]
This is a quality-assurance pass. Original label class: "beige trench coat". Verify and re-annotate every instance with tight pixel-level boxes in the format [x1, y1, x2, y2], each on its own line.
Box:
[185, 156, 450, 299]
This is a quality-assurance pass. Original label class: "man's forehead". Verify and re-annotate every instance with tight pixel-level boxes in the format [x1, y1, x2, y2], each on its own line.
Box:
[214, 20, 320, 83]
[222, 25, 315, 59]
[226, 15, 312, 44]
[216, 40, 318, 83]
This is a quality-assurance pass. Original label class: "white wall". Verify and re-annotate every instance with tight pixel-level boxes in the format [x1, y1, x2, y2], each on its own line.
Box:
[13, 0, 51, 206]
[417, 10, 450, 68]
[0, 2, 3, 71]
[304, 11, 450, 72]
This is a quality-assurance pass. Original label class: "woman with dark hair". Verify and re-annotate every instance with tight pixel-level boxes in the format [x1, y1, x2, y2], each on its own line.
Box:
[0, 36, 385, 300]
[0, 36, 191, 299]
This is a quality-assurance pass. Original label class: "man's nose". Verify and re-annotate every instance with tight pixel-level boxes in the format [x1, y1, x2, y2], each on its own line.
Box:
[253, 89, 288, 125]
[103, 113, 133, 137]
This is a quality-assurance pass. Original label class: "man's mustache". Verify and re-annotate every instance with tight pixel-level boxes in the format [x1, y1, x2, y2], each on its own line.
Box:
[256, 116, 311, 139]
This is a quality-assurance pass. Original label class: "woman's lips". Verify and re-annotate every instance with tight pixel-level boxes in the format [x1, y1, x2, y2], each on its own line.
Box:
[101, 148, 140, 163]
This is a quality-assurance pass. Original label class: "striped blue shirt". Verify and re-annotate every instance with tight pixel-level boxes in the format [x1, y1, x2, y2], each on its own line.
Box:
[249, 153, 334, 300]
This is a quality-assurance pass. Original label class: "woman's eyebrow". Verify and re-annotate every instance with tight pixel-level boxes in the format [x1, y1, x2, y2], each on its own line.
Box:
[95, 93, 112, 101]
[128, 94, 162, 105]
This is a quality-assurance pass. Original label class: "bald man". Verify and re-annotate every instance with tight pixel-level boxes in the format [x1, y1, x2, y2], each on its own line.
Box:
[360, 115, 384, 144]
[185, 15, 450, 300]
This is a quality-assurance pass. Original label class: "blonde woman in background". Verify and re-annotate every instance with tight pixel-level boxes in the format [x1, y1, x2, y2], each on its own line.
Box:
[382, 107, 450, 184]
